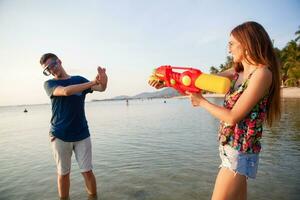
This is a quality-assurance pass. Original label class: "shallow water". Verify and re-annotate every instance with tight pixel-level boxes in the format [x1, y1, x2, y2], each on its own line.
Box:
[0, 98, 299, 200]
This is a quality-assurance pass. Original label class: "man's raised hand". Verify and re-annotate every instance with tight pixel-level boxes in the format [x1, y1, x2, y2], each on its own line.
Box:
[95, 66, 108, 86]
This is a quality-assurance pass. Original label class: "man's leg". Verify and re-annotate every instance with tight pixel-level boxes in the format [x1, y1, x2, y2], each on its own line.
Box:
[74, 137, 97, 196]
[82, 170, 97, 196]
[58, 173, 71, 199]
[50, 136, 73, 199]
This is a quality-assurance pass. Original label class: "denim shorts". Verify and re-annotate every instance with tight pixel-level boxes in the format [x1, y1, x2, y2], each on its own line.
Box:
[219, 145, 259, 179]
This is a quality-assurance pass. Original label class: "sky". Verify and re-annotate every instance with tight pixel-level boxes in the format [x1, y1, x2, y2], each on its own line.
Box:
[0, 0, 299, 106]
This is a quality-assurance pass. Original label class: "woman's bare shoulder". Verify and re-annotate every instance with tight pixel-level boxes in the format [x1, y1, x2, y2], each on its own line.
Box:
[255, 66, 272, 79]
[250, 66, 272, 88]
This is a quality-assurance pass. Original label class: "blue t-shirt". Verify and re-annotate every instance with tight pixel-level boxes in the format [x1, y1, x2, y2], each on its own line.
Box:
[44, 76, 93, 142]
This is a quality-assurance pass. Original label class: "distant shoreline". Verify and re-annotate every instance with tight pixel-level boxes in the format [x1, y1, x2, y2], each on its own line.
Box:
[0, 87, 299, 108]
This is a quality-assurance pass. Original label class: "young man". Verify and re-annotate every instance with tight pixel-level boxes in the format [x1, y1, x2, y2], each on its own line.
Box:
[40, 53, 107, 199]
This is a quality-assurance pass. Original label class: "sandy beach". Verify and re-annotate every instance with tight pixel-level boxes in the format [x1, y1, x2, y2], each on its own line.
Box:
[280, 87, 300, 98]
[207, 87, 300, 98]
[175, 87, 300, 99]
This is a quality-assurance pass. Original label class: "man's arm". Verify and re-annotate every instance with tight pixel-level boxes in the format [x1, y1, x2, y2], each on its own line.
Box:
[91, 82, 107, 92]
[53, 81, 97, 96]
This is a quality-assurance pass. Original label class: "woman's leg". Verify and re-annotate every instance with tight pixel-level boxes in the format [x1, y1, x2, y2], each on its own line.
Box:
[211, 167, 247, 200]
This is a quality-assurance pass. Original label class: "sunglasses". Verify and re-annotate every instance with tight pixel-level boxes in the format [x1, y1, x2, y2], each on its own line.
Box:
[43, 59, 59, 76]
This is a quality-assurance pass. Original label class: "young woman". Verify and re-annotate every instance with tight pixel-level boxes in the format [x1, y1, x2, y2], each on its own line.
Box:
[149, 21, 281, 200]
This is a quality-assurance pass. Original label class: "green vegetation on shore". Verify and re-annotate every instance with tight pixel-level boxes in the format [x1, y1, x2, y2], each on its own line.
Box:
[210, 27, 300, 87]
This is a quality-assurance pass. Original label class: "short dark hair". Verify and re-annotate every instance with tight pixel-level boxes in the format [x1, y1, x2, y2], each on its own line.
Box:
[40, 53, 58, 65]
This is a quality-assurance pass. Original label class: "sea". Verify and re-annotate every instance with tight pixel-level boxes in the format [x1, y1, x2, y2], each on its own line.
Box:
[0, 98, 299, 200]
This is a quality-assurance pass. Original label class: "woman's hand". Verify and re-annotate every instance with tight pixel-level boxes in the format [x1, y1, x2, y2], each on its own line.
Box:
[148, 76, 165, 89]
[186, 91, 207, 107]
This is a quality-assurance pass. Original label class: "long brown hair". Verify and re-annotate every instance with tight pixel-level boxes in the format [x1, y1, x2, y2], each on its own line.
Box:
[231, 21, 281, 126]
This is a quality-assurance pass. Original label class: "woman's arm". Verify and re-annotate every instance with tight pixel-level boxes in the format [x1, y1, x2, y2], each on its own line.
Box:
[189, 68, 272, 124]
[217, 67, 235, 80]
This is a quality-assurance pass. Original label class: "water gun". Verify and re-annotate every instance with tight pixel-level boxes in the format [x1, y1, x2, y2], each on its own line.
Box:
[149, 65, 230, 94]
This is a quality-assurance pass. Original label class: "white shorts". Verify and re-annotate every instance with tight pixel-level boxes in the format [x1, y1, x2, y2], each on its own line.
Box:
[50, 136, 93, 175]
[219, 145, 259, 179]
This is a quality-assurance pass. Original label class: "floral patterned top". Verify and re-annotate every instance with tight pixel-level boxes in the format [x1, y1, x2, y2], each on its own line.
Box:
[218, 70, 269, 153]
